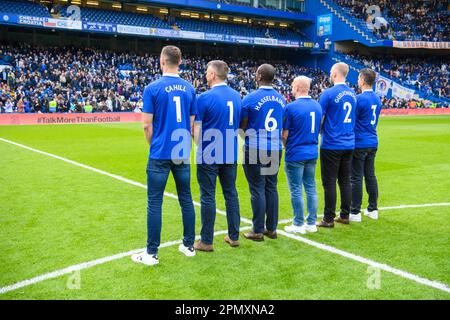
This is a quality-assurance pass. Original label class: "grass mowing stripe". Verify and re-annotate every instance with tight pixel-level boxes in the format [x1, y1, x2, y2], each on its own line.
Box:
[277, 230, 450, 294]
[2, 136, 449, 296]
[278, 203, 450, 224]
[0, 226, 253, 295]
[0, 137, 253, 225]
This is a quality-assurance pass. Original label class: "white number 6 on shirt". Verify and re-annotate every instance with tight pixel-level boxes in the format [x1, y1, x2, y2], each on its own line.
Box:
[265, 108, 277, 132]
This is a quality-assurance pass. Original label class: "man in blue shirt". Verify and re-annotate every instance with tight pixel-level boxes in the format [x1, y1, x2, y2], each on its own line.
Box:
[193, 60, 242, 251]
[317, 62, 357, 227]
[240, 64, 286, 241]
[350, 68, 381, 222]
[282, 76, 322, 234]
[132, 46, 197, 266]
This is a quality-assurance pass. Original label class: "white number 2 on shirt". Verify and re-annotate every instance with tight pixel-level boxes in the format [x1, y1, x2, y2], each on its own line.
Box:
[370, 105, 377, 125]
[227, 101, 234, 125]
[310, 111, 316, 133]
[173, 96, 182, 123]
[343, 102, 352, 123]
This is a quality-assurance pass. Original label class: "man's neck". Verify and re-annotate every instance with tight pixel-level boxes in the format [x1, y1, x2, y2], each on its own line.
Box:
[295, 93, 310, 99]
[361, 85, 373, 92]
[163, 68, 179, 75]
[210, 80, 226, 88]
[333, 78, 346, 85]
[258, 83, 272, 88]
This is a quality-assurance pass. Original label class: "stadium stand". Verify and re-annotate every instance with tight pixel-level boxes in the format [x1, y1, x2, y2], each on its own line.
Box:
[58, 6, 173, 29]
[0, 0, 51, 17]
[0, 43, 329, 114]
[335, 51, 449, 103]
[333, 0, 449, 41]
[0, 0, 302, 42]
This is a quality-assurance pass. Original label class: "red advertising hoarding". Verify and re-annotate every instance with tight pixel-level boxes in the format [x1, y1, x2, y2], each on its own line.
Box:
[0, 109, 449, 126]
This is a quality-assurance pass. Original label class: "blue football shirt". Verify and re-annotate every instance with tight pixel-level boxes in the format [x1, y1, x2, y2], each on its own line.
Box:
[319, 83, 357, 150]
[195, 83, 242, 164]
[241, 86, 286, 151]
[283, 96, 323, 162]
[142, 73, 197, 160]
[355, 89, 381, 149]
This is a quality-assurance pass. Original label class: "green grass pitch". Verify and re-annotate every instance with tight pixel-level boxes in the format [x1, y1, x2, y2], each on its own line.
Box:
[0, 115, 449, 299]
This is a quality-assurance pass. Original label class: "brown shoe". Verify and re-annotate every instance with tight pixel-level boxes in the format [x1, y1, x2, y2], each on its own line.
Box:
[334, 217, 350, 225]
[224, 235, 240, 247]
[193, 241, 214, 252]
[263, 229, 277, 239]
[243, 231, 264, 242]
[316, 220, 335, 228]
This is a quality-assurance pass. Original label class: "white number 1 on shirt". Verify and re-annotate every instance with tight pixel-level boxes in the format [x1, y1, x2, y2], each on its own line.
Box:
[310, 111, 315, 133]
[227, 101, 234, 125]
[173, 96, 182, 123]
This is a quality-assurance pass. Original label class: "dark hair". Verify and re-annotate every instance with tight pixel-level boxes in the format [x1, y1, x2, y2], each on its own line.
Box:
[161, 45, 182, 67]
[257, 64, 276, 84]
[207, 60, 229, 81]
[359, 68, 376, 86]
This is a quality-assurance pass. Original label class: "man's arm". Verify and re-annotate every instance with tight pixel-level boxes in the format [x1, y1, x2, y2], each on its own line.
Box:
[190, 115, 195, 138]
[142, 112, 153, 145]
[239, 118, 248, 139]
[320, 115, 325, 134]
[282, 129, 289, 148]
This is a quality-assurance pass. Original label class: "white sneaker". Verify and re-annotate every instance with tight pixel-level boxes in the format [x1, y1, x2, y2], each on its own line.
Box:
[364, 209, 378, 220]
[131, 251, 159, 266]
[304, 224, 318, 233]
[178, 244, 196, 257]
[349, 212, 362, 222]
[284, 224, 306, 234]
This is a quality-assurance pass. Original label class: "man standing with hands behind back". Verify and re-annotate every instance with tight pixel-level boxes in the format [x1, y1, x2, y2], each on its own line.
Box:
[349, 68, 381, 222]
[132, 45, 197, 266]
[282, 76, 322, 234]
[193, 60, 242, 251]
[317, 62, 357, 228]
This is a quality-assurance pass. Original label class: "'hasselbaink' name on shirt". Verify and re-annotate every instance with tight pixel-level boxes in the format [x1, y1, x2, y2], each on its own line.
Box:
[334, 90, 357, 103]
[254, 95, 286, 111]
[165, 84, 187, 93]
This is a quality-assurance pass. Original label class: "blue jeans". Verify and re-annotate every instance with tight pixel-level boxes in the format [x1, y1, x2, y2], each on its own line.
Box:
[197, 163, 240, 245]
[284, 159, 318, 226]
[146, 159, 195, 254]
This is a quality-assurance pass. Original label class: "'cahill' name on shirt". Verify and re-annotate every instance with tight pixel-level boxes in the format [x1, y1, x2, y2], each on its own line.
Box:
[334, 90, 356, 103]
[255, 95, 286, 111]
[165, 84, 187, 93]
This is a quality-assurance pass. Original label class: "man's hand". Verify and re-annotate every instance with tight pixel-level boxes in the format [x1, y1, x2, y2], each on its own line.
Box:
[142, 112, 153, 145]
[282, 129, 289, 148]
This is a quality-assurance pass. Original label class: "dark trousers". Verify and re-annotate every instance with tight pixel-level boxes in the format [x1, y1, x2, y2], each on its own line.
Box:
[320, 149, 353, 222]
[197, 163, 241, 245]
[350, 148, 378, 214]
[243, 147, 281, 233]
[146, 159, 195, 254]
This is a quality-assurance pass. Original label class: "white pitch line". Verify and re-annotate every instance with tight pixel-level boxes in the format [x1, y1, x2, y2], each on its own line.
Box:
[0, 137, 253, 225]
[2, 137, 449, 296]
[277, 203, 450, 225]
[277, 230, 450, 294]
[0, 226, 253, 295]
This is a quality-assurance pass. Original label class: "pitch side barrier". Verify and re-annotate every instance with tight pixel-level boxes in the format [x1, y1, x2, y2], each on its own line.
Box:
[1, 109, 450, 126]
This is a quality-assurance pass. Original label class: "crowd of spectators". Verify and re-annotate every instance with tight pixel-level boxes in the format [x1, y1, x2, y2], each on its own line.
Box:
[334, 0, 449, 41]
[342, 51, 449, 100]
[0, 43, 330, 114]
[1, 43, 447, 114]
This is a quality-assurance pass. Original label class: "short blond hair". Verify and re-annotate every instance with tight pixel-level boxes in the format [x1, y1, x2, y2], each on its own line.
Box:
[332, 62, 349, 78]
